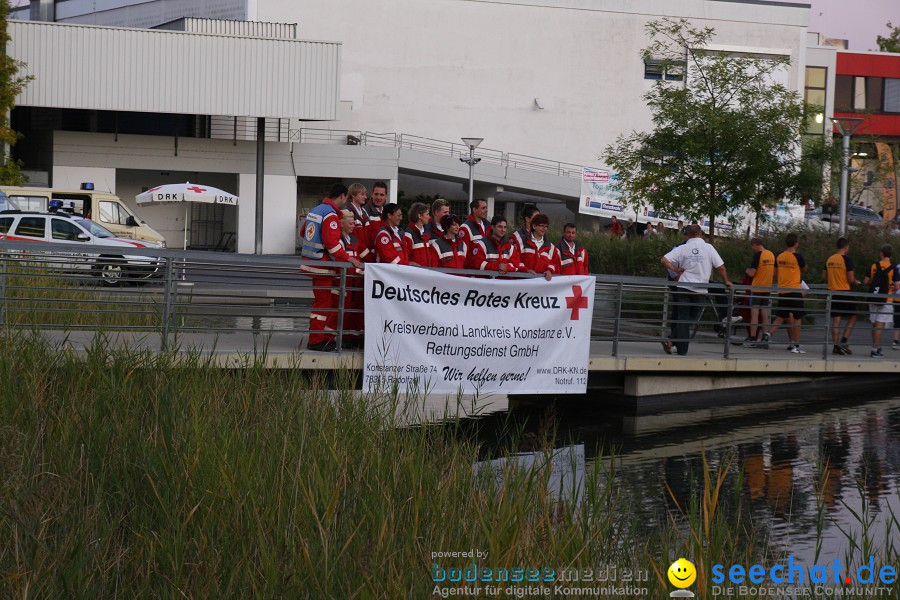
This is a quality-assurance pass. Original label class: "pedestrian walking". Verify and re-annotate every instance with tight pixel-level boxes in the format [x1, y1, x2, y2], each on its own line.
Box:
[659, 224, 732, 356]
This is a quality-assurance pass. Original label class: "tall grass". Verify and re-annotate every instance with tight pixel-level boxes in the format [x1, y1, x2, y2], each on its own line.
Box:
[0, 333, 894, 598]
[1, 268, 161, 328]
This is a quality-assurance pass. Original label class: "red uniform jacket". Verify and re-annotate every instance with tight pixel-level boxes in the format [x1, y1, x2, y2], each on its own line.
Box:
[430, 236, 468, 270]
[467, 236, 517, 272]
[510, 226, 530, 253]
[347, 201, 372, 261]
[520, 236, 560, 275]
[458, 216, 491, 256]
[501, 238, 523, 272]
[557, 240, 589, 275]
[300, 198, 352, 275]
[403, 224, 433, 267]
[374, 225, 409, 265]
[424, 221, 445, 241]
[363, 201, 383, 254]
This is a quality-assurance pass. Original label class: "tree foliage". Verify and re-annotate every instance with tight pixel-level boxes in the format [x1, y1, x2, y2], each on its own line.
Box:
[876, 22, 900, 53]
[602, 19, 810, 236]
[0, 0, 33, 185]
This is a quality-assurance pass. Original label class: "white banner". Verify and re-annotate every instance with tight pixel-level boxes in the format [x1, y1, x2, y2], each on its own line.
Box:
[578, 167, 758, 234]
[363, 264, 595, 395]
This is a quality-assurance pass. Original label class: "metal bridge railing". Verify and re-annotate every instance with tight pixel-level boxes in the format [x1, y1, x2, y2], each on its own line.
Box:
[292, 127, 586, 180]
[0, 240, 897, 360]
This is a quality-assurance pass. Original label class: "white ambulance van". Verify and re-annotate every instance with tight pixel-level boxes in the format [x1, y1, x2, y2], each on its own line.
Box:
[0, 183, 166, 246]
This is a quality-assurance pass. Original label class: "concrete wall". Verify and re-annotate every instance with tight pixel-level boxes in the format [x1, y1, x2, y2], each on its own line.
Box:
[259, 0, 809, 168]
[237, 174, 297, 254]
[52, 166, 117, 193]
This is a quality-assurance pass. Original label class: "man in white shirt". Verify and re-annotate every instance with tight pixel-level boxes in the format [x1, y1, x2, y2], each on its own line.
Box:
[660, 225, 732, 355]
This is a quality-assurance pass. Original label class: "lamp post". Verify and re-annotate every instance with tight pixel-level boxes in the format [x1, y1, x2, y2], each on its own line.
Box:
[460, 138, 483, 209]
[830, 117, 864, 237]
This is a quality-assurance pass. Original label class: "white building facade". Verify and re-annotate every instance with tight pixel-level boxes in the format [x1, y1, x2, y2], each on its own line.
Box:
[10, 0, 812, 251]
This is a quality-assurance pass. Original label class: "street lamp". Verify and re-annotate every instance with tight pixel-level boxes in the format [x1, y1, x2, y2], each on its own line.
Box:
[460, 137, 483, 209]
[830, 117, 864, 236]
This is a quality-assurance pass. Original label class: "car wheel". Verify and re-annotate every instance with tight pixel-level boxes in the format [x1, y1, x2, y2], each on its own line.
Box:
[96, 255, 127, 286]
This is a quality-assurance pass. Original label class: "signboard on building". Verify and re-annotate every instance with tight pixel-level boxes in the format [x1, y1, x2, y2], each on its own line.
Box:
[577, 167, 749, 233]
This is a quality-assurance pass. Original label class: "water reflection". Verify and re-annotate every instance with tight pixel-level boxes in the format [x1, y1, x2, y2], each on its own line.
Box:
[466, 394, 900, 563]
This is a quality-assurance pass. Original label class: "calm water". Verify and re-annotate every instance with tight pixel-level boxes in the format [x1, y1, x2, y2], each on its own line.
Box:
[458, 392, 900, 564]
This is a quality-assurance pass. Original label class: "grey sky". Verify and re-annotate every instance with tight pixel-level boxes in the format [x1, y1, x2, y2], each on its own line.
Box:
[806, 0, 897, 50]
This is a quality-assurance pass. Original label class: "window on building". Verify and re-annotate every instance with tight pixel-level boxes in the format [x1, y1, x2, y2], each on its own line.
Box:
[643, 59, 685, 81]
[853, 76, 866, 111]
[866, 77, 883, 111]
[885, 78, 900, 113]
[644, 59, 664, 80]
[835, 75, 853, 112]
[804, 66, 827, 135]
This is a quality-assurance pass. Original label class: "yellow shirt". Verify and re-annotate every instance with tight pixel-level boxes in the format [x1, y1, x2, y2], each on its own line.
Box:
[825, 253, 853, 291]
[751, 249, 775, 288]
[776, 250, 805, 291]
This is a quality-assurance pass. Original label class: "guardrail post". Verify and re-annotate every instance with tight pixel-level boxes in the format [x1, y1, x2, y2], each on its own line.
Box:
[724, 286, 734, 359]
[823, 293, 832, 360]
[161, 256, 175, 352]
[0, 254, 7, 328]
[336, 266, 347, 353]
[612, 282, 623, 357]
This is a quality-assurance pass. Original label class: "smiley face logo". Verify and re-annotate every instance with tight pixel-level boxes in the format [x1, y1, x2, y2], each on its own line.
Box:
[667, 558, 697, 588]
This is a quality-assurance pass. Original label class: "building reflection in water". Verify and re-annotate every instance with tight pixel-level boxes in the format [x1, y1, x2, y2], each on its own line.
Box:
[464, 395, 900, 564]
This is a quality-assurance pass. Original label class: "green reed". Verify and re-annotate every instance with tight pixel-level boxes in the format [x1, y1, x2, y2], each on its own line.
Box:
[0, 333, 893, 599]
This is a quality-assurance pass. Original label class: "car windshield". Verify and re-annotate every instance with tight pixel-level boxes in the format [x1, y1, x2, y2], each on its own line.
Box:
[0, 191, 18, 212]
[73, 217, 114, 238]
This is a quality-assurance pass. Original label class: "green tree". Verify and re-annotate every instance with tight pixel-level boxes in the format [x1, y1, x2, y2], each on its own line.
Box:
[0, 0, 32, 185]
[603, 19, 810, 237]
[876, 22, 900, 53]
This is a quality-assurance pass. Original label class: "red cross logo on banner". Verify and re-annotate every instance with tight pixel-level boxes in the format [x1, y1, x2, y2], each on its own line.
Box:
[187, 186, 207, 194]
[565, 285, 588, 320]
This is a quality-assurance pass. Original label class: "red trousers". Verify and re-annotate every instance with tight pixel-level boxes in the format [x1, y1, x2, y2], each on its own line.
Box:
[309, 276, 338, 345]
[344, 275, 364, 340]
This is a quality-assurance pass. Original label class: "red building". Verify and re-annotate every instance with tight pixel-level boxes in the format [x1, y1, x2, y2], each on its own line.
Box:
[832, 50, 900, 220]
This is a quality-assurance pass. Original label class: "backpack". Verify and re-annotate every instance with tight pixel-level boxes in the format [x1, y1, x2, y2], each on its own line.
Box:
[869, 262, 894, 302]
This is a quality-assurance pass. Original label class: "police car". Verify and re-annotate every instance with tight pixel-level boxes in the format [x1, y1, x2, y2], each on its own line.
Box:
[0, 209, 163, 285]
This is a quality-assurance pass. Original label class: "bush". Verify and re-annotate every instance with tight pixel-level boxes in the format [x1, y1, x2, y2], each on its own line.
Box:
[579, 226, 899, 284]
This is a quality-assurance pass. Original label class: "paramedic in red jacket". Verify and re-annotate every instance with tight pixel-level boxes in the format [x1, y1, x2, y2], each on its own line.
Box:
[363, 181, 389, 252]
[430, 214, 468, 270]
[511, 205, 540, 252]
[425, 198, 450, 240]
[346, 182, 372, 261]
[300, 183, 362, 352]
[403, 202, 433, 267]
[558, 223, 589, 275]
[467, 215, 517, 273]
[374, 203, 409, 265]
[458, 198, 490, 257]
[339, 209, 366, 349]
[520, 213, 559, 281]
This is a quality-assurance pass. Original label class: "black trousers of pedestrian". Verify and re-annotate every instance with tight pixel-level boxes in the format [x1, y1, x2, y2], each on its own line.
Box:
[670, 291, 705, 355]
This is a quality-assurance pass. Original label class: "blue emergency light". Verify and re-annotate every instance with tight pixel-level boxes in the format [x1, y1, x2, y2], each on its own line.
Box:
[81, 182, 95, 190]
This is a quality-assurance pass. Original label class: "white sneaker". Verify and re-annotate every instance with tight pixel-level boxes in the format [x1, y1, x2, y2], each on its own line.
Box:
[790, 345, 807, 354]
[723, 314, 743, 325]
